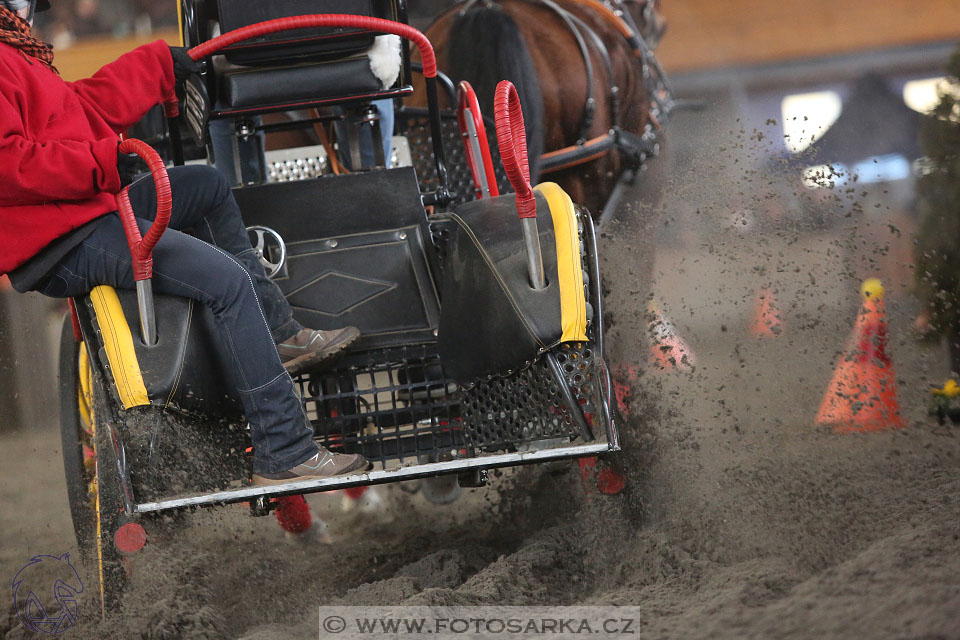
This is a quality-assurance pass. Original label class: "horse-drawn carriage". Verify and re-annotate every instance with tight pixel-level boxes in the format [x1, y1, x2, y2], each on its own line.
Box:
[56, 0, 640, 613]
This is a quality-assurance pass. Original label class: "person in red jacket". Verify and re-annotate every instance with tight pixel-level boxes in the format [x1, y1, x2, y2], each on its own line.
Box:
[0, 0, 369, 484]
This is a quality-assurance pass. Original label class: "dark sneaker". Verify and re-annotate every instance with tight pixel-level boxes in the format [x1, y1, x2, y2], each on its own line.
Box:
[253, 447, 371, 486]
[278, 327, 360, 376]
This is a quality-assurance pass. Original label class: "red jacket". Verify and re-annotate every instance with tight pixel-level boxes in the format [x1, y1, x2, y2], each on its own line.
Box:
[0, 40, 175, 274]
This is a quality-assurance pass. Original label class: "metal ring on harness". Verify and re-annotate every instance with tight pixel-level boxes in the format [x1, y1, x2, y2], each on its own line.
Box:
[247, 226, 286, 279]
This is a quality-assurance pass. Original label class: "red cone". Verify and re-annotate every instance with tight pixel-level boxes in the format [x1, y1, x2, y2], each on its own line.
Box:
[648, 303, 695, 372]
[815, 279, 904, 433]
[749, 287, 782, 338]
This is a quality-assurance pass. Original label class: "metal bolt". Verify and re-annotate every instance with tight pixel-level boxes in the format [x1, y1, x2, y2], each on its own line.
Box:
[328, 239, 338, 249]
[398, 231, 407, 240]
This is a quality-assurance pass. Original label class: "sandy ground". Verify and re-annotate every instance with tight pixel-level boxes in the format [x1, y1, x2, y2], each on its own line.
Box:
[2, 112, 959, 637]
[1, 213, 958, 639]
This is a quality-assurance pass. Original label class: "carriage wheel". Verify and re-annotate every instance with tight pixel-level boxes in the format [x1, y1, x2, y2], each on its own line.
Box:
[59, 314, 96, 550]
[57, 314, 129, 614]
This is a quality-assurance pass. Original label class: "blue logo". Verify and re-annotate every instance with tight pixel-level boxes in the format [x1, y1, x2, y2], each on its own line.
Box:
[11, 553, 84, 635]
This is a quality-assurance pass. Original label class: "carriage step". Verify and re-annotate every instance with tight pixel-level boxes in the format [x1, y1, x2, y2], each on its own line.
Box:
[133, 441, 614, 514]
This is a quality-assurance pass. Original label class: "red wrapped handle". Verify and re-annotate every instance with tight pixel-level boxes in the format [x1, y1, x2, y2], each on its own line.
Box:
[494, 81, 536, 219]
[115, 138, 172, 281]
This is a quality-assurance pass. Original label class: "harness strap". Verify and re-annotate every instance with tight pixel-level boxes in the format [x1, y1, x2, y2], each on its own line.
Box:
[565, 0, 635, 44]
[536, 0, 597, 142]
[540, 133, 616, 174]
[560, 8, 620, 128]
[540, 123, 658, 175]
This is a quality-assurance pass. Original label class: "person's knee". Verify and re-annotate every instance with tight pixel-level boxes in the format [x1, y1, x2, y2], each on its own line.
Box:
[207, 254, 259, 314]
[154, 236, 255, 315]
[172, 164, 231, 207]
[196, 165, 231, 201]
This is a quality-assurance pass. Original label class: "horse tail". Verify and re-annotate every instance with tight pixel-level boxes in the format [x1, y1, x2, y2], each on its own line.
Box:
[446, 4, 545, 181]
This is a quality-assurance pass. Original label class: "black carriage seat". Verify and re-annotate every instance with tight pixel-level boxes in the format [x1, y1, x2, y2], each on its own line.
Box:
[437, 183, 590, 383]
[79, 285, 241, 417]
[188, 0, 412, 117]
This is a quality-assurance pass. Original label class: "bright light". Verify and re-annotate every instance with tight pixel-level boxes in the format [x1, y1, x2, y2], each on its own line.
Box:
[781, 91, 842, 153]
[903, 77, 947, 113]
[802, 154, 911, 189]
[851, 154, 911, 183]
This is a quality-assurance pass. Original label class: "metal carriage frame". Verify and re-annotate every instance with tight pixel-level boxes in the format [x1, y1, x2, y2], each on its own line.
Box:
[57, 4, 621, 612]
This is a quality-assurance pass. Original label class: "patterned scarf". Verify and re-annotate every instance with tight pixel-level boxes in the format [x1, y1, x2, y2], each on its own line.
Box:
[0, 5, 57, 73]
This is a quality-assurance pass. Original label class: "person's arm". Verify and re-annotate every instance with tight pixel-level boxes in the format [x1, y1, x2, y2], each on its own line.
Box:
[68, 40, 176, 135]
[0, 82, 120, 206]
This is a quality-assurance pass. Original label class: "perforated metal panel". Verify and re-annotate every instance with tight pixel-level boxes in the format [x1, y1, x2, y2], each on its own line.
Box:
[296, 338, 606, 470]
[400, 112, 511, 205]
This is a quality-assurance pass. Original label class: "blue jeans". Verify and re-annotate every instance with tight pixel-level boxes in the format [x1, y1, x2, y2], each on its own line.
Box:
[41, 165, 316, 474]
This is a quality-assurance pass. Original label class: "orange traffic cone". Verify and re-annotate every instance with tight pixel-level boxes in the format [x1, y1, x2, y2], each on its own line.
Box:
[648, 302, 695, 372]
[749, 287, 782, 337]
[815, 279, 904, 433]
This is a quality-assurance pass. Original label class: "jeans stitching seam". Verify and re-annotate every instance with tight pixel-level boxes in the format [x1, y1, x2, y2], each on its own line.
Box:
[204, 217, 218, 246]
[236, 371, 287, 394]
[204, 243, 277, 357]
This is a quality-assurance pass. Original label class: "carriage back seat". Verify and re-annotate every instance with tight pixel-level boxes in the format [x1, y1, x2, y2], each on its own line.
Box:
[185, 0, 411, 117]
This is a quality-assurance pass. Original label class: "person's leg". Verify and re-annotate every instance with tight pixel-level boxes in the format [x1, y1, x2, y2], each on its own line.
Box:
[128, 165, 361, 375]
[127, 165, 301, 343]
[366, 98, 395, 167]
[45, 217, 319, 475]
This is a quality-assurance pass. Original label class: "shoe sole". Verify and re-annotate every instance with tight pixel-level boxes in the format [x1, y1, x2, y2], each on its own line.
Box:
[252, 458, 373, 487]
[283, 327, 361, 377]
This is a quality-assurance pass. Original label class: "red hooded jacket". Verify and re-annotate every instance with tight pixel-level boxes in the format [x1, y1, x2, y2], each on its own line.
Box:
[0, 39, 175, 274]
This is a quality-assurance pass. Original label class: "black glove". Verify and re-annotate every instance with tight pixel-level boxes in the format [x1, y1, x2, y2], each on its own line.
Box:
[117, 149, 142, 189]
[169, 46, 200, 82]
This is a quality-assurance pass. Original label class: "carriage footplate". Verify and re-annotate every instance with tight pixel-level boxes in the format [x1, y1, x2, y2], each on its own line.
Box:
[131, 341, 615, 515]
[298, 342, 611, 464]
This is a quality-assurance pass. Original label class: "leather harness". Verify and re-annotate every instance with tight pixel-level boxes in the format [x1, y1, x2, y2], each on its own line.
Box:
[534, 0, 673, 172]
[459, 0, 673, 221]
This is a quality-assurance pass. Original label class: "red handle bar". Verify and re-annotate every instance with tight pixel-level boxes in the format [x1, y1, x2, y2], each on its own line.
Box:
[494, 81, 536, 219]
[164, 15, 438, 117]
[115, 138, 172, 281]
[457, 81, 499, 199]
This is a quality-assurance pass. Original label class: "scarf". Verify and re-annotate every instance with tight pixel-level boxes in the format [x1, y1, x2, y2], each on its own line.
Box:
[0, 5, 56, 73]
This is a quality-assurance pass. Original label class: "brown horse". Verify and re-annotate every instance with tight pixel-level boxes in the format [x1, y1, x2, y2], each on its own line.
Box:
[413, 0, 669, 219]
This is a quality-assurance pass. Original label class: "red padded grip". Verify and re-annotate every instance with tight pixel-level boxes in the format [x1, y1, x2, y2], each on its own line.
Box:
[494, 81, 536, 219]
[188, 15, 437, 78]
[457, 81, 499, 199]
[115, 138, 172, 281]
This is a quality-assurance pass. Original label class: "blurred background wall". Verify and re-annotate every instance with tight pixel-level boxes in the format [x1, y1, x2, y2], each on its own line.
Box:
[1, 1, 957, 433]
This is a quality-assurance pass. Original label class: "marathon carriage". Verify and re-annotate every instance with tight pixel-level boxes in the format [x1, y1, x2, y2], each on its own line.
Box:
[58, 0, 620, 610]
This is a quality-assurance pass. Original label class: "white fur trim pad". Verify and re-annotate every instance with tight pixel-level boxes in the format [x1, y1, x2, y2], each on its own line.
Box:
[368, 35, 402, 89]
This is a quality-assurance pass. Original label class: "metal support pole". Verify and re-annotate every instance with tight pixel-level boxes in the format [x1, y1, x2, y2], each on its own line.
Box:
[546, 353, 594, 442]
[136, 279, 157, 346]
[521, 218, 546, 290]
